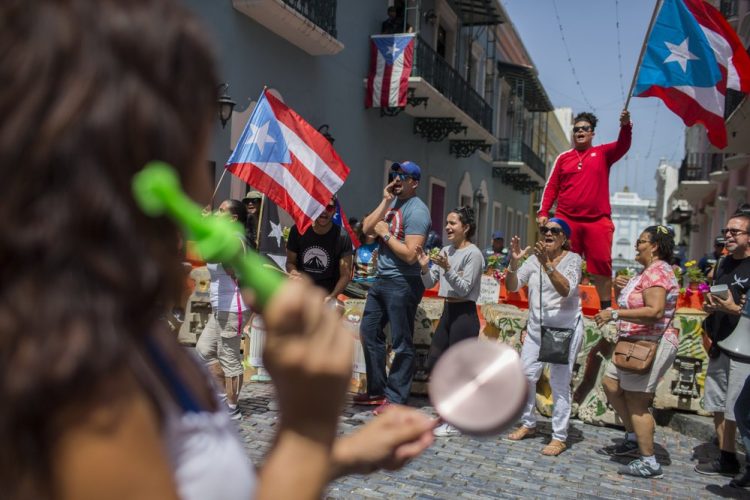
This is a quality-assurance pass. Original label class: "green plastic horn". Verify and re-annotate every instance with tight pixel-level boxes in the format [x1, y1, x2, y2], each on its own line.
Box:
[132, 161, 284, 309]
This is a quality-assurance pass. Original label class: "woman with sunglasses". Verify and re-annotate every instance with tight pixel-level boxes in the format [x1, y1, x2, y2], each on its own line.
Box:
[417, 207, 485, 437]
[505, 218, 583, 456]
[594, 225, 679, 479]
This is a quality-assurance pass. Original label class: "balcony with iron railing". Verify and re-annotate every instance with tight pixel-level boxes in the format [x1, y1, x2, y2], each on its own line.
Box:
[679, 153, 724, 182]
[493, 138, 546, 180]
[233, 0, 343, 55]
[411, 36, 493, 133]
[720, 0, 739, 20]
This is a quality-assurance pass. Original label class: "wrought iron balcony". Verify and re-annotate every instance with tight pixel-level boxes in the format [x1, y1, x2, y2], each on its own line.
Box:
[412, 36, 493, 133]
[720, 0, 738, 20]
[280, 0, 337, 38]
[494, 138, 546, 180]
[678, 153, 724, 182]
[725, 88, 744, 119]
[233, 0, 342, 56]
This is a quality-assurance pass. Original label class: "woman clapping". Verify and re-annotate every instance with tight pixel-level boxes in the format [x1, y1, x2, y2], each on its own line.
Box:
[417, 207, 485, 437]
[505, 218, 583, 456]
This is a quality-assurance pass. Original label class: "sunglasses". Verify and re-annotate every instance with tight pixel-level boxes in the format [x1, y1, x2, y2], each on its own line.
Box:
[573, 125, 593, 133]
[539, 226, 563, 235]
[389, 172, 413, 181]
[324, 204, 336, 212]
[721, 227, 749, 237]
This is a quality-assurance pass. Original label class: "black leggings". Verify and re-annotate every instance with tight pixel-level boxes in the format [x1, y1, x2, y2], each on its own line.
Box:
[425, 301, 480, 374]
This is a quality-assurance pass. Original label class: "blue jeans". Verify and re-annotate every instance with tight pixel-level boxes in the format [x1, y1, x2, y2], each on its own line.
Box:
[735, 373, 750, 454]
[360, 275, 424, 404]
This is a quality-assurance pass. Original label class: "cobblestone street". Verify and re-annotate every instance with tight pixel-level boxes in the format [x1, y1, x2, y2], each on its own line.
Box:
[236, 382, 749, 499]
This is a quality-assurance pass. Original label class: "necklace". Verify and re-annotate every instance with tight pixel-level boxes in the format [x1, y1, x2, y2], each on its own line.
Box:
[573, 149, 587, 170]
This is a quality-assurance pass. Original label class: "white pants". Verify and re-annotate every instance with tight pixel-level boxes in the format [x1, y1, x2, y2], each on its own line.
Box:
[519, 322, 583, 441]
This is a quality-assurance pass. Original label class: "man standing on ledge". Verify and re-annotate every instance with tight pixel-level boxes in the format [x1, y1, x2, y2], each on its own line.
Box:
[357, 161, 431, 415]
[537, 110, 631, 310]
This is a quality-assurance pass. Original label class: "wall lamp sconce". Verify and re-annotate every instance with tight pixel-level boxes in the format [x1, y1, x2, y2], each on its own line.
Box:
[217, 83, 236, 129]
[317, 124, 335, 144]
[473, 188, 485, 204]
[424, 9, 437, 26]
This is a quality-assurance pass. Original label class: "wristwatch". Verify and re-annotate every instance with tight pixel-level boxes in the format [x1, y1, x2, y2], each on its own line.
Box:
[382, 233, 391, 242]
[544, 264, 555, 275]
[611, 310, 619, 321]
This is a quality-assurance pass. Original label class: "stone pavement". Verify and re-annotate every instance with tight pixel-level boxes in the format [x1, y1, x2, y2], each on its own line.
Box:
[236, 382, 749, 499]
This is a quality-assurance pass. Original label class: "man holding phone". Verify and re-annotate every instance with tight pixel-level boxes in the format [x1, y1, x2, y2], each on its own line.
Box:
[357, 161, 431, 414]
[696, 209, 750, 480]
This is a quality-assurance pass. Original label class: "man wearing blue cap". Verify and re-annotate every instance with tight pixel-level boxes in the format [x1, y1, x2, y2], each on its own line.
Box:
[484, 230, 509, 272]
[357, 161, 431, 413]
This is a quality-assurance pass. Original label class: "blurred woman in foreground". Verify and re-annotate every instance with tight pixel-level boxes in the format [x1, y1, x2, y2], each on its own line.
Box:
[0, 1, 434, 498]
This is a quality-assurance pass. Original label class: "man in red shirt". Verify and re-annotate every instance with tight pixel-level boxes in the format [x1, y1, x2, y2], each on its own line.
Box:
[537, 110, 631, 310]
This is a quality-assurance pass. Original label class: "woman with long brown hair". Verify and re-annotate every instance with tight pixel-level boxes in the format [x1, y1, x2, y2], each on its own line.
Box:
[0, 1, 434, 498]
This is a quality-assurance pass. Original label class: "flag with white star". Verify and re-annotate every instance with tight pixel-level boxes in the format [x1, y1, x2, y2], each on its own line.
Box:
[225, 89, 350, 234]
[365, 33, 416, 108]
[633, 0, 750, 148]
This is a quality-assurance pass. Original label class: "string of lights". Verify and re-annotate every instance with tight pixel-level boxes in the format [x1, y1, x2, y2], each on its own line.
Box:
[614, 0, 626, 103]
[551, 0, 596, 112]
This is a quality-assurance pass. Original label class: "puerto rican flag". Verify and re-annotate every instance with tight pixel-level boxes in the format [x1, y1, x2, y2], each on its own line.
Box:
[226, 89, 350, 234]
[365, 34, 416, 108]
[633, 0, 750, 148]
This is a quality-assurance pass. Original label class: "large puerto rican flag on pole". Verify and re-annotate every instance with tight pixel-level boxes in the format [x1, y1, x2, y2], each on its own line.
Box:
[226, 89, 350, 234]
[366, 33, 416, 108]
[632, 0, 750, 148]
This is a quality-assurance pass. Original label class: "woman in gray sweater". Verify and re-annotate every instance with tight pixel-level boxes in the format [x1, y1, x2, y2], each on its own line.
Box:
[417, 206, 485, 437]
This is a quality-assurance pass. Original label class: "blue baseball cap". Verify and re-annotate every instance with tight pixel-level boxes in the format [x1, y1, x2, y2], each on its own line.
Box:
[391, 161, 421, 180]
[492, 230, 504, 240]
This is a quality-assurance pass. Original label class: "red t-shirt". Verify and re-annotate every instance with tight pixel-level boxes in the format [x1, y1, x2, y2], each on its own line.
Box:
[538, 124, 632, 221]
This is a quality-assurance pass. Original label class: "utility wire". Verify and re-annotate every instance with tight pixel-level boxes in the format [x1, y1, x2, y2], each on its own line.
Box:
[551, 0, 596, 112]
[644, 102, 660, 159]
[614, 0, 626, 102]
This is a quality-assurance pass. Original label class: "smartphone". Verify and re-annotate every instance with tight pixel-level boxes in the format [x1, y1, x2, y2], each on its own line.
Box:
[710, 284, 730, 300]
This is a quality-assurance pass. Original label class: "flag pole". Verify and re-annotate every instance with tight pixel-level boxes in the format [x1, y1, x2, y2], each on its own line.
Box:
[624, 0, 663, 110]
[210, 168, 229, 206]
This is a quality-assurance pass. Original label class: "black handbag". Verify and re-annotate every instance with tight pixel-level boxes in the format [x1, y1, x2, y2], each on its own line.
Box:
[537, 262, 579, 364]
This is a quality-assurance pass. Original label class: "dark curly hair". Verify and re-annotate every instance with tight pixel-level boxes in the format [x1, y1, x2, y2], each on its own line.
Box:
[573, 112, 598, 130]
[0, 0, 218, 496]
[642, 225, 676, 261]
[450, 206, 477, 241]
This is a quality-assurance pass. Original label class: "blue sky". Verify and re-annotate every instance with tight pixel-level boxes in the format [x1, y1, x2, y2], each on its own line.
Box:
[502, 0, 687, 200]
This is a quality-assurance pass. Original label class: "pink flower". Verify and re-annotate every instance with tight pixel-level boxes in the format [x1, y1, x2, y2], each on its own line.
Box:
[697, 282, 710, 294]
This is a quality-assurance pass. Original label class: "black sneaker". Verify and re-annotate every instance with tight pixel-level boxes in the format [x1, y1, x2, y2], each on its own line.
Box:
[694, 459, 740, 477]
[601, 439, 640, 457]
[618, 458, 664, 479]
[730, 468, 750, 488]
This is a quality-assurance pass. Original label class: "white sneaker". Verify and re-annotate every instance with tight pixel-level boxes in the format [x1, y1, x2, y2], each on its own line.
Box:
[433, 423, 461, 437]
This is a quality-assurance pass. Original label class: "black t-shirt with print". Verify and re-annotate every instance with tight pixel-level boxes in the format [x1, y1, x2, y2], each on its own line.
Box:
[708, 255, 750, 341]
[287, 224, 352, 293]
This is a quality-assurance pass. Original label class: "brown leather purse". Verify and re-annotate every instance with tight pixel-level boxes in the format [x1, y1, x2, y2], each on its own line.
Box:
[612, 338, 658, 374]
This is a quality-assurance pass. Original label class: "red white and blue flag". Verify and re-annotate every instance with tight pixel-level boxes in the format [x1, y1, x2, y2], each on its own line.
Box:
[226, 90, 350, 234]
[331, 197, 360, 249]
[633, 0, 750, 148]
[365, 33, 416, 108]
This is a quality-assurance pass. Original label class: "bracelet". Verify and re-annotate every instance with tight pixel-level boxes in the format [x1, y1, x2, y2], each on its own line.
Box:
[506, 268, 517, 274]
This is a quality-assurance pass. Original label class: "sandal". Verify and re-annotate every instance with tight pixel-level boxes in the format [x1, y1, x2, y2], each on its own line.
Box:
[507, 426, 536, 441]
[541, 439, 567, 456]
